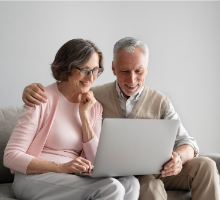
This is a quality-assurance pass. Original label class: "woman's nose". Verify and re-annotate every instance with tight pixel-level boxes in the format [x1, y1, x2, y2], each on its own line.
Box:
[87, 71, 93, 81]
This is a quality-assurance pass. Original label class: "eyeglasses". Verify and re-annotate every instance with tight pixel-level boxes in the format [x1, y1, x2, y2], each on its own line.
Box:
[75, 67, 104, 77]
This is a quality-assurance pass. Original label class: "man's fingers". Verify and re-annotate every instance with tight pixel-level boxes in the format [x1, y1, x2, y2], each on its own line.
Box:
[36, 84, 48, 99]
[164, 159, 176, 170]
[162, 162, 182, 177]
[32, 88, 47, 102]
[23, 98, 34, 107]
[162, 165, 175, 174]
[162, 170, 177, 177]
[163, 166, 182, 177]
[37, 83, 46, 92]
[164, 154, 180, 169]
[26, 95, 42, 105]
[23, 83, 47, 105]
[162, 163, 180, 174]
[30, 90, 47, 103]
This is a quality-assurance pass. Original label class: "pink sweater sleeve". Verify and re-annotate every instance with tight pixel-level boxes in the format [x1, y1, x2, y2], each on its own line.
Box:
[81, 102, 103, 165]
[3, 105, 42, 174]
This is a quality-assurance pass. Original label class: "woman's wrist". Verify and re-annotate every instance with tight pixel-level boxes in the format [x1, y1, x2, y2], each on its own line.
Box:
[79, 111, 89, 121]
[55, 162, 63, 173]
[26, 158, 63, 174]
[80, 116, 95, 143]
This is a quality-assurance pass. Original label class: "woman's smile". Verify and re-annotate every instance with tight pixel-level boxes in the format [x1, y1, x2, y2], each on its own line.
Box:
[80, 81, 91, 87]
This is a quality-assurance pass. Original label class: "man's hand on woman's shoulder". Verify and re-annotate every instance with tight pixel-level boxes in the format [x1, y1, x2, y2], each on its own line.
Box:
[22, 83, 47, 106]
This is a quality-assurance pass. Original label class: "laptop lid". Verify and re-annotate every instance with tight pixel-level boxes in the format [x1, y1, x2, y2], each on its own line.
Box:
[91, 118, 180, 178]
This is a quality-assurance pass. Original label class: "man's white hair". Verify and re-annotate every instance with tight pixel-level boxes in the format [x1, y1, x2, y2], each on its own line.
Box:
[113, 37, 149, 66]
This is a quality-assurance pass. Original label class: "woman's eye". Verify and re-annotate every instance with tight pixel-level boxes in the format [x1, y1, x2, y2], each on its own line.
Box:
[81, 69, 89, 72]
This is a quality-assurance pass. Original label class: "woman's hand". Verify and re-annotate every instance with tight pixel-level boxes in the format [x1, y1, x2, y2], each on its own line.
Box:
[79, 91, 96, 119]
[58, 157, 93, 174]
[78, 91, 96, 143]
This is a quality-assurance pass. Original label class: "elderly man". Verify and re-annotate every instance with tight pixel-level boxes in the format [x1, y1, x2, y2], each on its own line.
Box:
[22, 37, 220, 200]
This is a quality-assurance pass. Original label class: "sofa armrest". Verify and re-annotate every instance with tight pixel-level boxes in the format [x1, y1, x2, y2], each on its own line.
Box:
[199, 153, 220, 172]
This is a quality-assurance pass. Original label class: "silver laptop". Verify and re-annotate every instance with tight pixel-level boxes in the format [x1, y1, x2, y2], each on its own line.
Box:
[78, 118, 180, 178]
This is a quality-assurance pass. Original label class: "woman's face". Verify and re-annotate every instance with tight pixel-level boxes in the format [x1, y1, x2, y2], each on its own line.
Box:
[68, 52, 100, 93]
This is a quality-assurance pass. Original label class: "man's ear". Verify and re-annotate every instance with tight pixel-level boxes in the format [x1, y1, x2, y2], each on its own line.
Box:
[146, 66, 148, 75]
[112, 61, 116, 76]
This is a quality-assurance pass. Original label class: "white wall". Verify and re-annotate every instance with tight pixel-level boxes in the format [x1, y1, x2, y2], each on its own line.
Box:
[0, 2, 220, 153]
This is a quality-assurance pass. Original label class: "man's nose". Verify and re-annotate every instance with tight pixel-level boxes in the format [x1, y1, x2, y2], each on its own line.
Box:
[127, 72, 136, 84]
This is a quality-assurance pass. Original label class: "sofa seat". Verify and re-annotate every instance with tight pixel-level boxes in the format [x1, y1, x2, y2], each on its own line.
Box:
[0, 183, 16, 200]
[0, 183, 193, 200]
[0, 106, 220, 200]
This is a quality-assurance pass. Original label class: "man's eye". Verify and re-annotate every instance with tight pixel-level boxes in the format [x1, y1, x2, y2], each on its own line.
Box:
[122, 71, 129, 73]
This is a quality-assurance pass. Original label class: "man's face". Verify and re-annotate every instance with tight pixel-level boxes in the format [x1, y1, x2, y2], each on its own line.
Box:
[112, 47, 148, 98]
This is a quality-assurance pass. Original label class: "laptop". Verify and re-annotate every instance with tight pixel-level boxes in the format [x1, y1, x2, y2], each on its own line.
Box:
[77, 118, 180, 178]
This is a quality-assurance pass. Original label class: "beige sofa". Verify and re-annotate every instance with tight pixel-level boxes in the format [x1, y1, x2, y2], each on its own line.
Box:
[0, 105, 220, 200]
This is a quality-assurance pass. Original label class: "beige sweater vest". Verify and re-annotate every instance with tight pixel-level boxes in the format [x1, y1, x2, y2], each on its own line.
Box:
[91, 81, 169, 119]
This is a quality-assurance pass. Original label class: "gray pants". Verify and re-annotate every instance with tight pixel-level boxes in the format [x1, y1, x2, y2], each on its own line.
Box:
[12, 171, 140, 200]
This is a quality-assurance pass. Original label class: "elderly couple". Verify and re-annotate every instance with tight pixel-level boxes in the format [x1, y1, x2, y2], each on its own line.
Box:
[4, 37, 220, 200]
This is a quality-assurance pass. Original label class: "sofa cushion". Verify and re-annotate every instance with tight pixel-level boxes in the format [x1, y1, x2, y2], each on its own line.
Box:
[0, 183, 192, 200]
[0, 183, 16, 200]
[0, 106, 23, 184]
[0, 184, 192, 200]
[167, 190, 191, 200]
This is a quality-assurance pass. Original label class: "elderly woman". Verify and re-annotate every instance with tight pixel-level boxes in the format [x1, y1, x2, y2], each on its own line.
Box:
[4, 39, 139, 200]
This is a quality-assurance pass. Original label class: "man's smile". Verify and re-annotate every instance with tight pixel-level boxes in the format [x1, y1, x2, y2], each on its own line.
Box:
[125, 84, 138, 91]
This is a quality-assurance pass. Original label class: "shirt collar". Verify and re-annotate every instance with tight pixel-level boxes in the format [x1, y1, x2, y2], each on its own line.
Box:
[115, 80, 144, 101]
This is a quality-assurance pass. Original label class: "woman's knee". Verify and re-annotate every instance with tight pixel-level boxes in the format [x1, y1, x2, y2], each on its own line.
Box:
[119, 176, 140, 191]
[130, 176, 140, 191]
[108, 178, 125, 196]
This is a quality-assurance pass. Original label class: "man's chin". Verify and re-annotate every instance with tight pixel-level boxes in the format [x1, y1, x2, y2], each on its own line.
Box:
[123, 89, 139, 97]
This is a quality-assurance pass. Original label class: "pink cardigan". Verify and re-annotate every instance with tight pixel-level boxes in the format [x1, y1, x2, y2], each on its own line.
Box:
[4, 83, 103, 174]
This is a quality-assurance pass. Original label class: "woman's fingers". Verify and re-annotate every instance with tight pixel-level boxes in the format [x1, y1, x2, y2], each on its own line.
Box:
[79, 92, 96, 117]
[79, 157, 93, 172]
[77, 157, 93, 172]
[73, 163, 88, 173]
[74, 157, 91, 172]
[81, 91, 95, 104]
[58, 157, 94, 174]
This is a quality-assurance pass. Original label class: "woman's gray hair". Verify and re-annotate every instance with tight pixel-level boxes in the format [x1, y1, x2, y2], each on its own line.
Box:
[113, 37, 149, 66]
